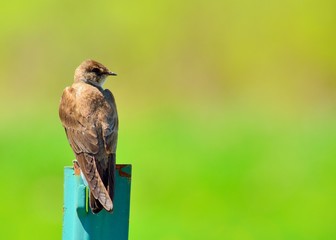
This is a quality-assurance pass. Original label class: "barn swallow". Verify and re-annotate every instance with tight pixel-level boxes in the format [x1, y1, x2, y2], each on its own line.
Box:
[59, 59, 118, 213]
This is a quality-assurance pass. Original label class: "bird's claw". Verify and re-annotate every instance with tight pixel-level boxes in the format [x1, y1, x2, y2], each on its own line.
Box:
[73, 160, 81, 175]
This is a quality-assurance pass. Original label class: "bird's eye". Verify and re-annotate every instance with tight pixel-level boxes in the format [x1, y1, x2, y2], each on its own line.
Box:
[91, 68, 101, 74]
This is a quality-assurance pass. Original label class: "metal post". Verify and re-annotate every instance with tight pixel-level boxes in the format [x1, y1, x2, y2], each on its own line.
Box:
[62, 164, 132, 240]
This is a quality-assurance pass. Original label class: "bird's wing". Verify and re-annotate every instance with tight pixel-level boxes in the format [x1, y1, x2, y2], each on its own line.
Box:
[100, 89, 118, 212]
[59, 86, 113, 211]
[59, 87, 99, 154]
[102, 89, 118, 154]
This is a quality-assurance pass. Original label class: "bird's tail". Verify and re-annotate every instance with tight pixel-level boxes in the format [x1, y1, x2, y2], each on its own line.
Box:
[90, 192, 103, 214]
[76, 153, 113, 213]
[90, 153, 116, 214]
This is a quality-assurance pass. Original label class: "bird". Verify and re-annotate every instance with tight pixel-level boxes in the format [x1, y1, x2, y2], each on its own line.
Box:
[59, 59, 118, 213]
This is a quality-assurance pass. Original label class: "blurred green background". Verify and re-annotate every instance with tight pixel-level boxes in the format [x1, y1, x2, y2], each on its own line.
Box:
[0, 0, 336, 239]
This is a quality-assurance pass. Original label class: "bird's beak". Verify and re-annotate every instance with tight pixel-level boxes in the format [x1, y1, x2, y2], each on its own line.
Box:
[107, 71, 117, 76]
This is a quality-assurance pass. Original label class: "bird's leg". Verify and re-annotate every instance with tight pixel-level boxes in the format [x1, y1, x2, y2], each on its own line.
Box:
[73, 160, 81, 175]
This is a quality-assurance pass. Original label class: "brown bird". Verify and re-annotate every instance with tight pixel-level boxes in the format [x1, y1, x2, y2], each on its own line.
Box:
[59, 59, 118, 213]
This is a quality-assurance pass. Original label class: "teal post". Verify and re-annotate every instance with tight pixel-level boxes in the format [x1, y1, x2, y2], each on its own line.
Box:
[62, 164, 132, 240]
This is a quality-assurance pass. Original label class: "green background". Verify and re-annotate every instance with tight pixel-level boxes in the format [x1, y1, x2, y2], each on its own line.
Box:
[0, 0, 336, 239]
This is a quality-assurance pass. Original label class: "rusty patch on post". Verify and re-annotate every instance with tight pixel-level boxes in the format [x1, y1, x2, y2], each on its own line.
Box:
[116, 164, 131, 178]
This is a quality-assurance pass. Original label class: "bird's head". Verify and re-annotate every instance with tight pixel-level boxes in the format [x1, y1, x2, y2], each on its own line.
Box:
[74, 59, 117, 87]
